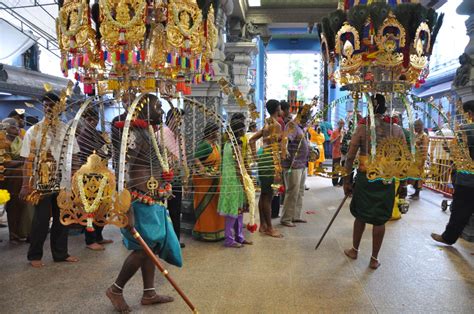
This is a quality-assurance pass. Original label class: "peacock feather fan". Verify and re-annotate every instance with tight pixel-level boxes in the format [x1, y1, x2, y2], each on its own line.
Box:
[393, 3, 417, 39]
[197, 0, 219, 20]
[409, 4, 425, 40]
[369, 2, 390, 33]
[426, 8, 438, 31]
[91, 1, 101, 41]
[322, 17, 335, 51]
[316, 23, 323, 42]
[329, 10, 347, 35]
[430, 13, 444, 54]
[347, 4, 370, 35]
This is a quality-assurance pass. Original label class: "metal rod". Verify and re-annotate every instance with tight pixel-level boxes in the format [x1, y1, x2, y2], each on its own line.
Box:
[315, 195, 349, 250]
[130, 228, 198, 313]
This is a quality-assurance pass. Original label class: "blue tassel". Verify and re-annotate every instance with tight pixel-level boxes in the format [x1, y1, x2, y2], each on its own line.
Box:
[120, 52, 126, 65]
[167, 53, 172, 63]
[104, 50, 108, 61]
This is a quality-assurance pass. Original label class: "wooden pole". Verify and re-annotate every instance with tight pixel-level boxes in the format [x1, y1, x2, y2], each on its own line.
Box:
[130, 228, 198, 313]
[315, 195, 349, 250]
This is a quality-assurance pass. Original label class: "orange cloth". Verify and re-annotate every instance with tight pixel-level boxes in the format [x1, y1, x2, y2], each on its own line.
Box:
[330, 129, 343, 159]
[192, 143, 225, 241]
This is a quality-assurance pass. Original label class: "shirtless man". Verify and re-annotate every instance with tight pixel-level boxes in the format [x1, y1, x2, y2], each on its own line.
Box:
[106, 95, 182, 312]
[343, 94, 405, 269]
[250, 99, 283, 238]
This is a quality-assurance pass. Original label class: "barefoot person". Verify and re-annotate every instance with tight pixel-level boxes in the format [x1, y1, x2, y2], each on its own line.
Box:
[107, 95, 182, 312]
[280, 105, 311, 227]
[218, 118, 253, 248]
[431, 100, 474, 245]
[250, 99, 283, 238]
[343, 94, 405, 269]
[19, 92, 80, 268]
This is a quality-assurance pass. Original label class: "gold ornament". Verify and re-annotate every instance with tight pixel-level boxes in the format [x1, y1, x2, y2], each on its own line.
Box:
[146, 176, 159, 196]
[99, 0, 146, 48]
[59, 153, 130, 229]
[167, 0, 203, 50]
[366, 137, 424, 182]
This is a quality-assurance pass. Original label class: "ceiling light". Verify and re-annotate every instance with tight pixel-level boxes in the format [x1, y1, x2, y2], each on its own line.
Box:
[248, 0, 261, 7]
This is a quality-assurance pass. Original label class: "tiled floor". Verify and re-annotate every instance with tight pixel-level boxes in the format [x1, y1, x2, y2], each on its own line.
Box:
[1, 176, 473, 313]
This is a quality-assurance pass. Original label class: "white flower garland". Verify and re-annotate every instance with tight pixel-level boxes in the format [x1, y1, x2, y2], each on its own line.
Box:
[100, 0, 146, 30]
[171, 3, 202, 38]
[148, 125, 169, 172]
[77, 174, 108, 213]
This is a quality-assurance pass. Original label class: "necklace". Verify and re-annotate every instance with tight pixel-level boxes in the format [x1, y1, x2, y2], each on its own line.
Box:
[77, 173, 108, 232]
[149, 125, 170, 172]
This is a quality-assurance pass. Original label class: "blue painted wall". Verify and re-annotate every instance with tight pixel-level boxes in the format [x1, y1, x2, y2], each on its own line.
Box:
[255, 38, 266, 128]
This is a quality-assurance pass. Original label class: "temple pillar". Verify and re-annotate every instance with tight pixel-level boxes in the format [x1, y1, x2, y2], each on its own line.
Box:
[224, 41, 258, 118]
[454, 0, 474, 241]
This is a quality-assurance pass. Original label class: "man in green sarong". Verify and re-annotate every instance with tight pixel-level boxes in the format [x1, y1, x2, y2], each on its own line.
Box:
[343, 94, 406, 270]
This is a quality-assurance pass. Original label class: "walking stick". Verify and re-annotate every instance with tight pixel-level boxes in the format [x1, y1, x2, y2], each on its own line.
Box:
[130, 228, 198, 313]
[315, 195, 349, 250]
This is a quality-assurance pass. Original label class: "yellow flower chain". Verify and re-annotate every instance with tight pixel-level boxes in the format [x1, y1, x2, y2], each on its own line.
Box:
[77, 174, 108, 213]
[148, 125, 169, 172]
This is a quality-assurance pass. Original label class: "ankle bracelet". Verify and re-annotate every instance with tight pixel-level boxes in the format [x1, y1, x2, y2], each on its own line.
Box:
[352, 247, 359, 252]
[113, 283, 123, 291]
[371, 256, 379, 261]
[143, 288, 155, 292]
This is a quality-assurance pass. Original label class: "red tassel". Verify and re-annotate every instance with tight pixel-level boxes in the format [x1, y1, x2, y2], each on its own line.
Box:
[114, 121, 125, 129]
[140, 50, 145, 62]
[246, 223, 258, 233]
[278, 185, 285, 194]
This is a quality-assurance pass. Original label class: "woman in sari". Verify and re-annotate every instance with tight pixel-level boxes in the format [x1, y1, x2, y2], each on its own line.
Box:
[250, 100, 283, 238]
[193, 122, 225, 241]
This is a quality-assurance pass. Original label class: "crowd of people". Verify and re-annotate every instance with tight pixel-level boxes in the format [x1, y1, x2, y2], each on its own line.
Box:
[0, 93, 473, 311]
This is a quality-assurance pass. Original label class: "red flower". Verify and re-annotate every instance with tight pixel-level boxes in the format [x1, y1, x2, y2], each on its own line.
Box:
[114, 119, 152, 129]
[278, 185, 285, 194]
[114, 121, 125, 129]
[162, 170, 174, 182]
[383, 116, 399, 125]
[246, 223, 258, 233]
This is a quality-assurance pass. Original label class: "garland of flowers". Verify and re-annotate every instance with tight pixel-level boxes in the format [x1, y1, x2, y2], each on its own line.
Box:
[171, 3, 202, 38]
[77, 174, 108, 231]
[58, 0, 86, 37]
[366, 93, 377, 160]
[160, 123, 169, 169]
[148, 125, 169, 172]
[100, 0, 146, 30]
